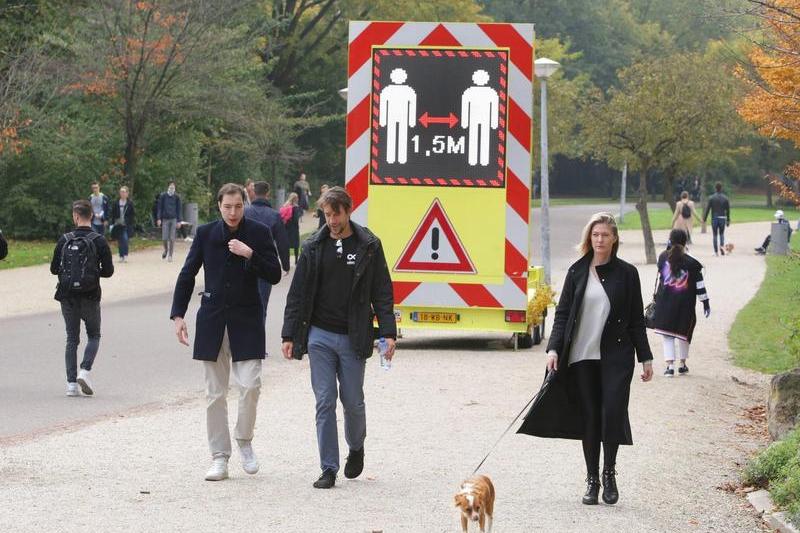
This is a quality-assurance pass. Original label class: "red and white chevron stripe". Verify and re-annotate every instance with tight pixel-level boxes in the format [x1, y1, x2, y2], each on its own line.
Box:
[346, 21, 534, 309]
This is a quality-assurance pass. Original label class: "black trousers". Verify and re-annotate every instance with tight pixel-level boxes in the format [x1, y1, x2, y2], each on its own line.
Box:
[570, 360, 619, 477]
[60, 297, 101, 382]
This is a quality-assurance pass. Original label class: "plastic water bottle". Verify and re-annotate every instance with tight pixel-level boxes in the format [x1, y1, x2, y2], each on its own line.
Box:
[378, 337, 391, 371]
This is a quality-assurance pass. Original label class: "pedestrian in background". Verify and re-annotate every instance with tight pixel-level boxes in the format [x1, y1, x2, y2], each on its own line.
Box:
[50, 200, 114, 397]
[281, 186, 396, 489]
[755, 209, 794, 254]
[170, 183, 282, 482]
[518, 212, 653, 507]
[89, 181, 109, 235]
[294, 172, 311, 214]
[110, 186, 135, 262]
[315, 183, 330, 229]
[652, 229, 710, 377]
[156, 180, 182, 262]
[702, 181, 731, 256]
[244, 180, 291, 322]
[244, 178, 255, 206]
[671, 191, 701, 244]
[281, 192, 302, 264]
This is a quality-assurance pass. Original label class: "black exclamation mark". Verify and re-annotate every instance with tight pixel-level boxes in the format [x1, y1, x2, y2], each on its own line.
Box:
[431, 228, 440, 260]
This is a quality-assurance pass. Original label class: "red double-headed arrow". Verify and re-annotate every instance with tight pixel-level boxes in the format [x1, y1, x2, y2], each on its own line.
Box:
[419, 112, 459, 128]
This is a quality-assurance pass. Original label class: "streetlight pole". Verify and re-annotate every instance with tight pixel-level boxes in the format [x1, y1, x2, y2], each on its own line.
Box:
[534, 58, 560, 285]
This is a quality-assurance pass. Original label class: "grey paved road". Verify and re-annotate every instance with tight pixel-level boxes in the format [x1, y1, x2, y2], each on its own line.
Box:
[0, 202, 645, 441]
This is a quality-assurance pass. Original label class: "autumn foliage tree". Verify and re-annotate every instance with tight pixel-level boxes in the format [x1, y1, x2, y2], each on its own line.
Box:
[67, 1, 238, 194]
[738, 0, 800, 194]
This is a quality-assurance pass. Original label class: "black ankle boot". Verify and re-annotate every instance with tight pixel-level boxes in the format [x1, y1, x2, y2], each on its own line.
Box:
[602, 468, 619, 504]
[582, 476, 600, 505]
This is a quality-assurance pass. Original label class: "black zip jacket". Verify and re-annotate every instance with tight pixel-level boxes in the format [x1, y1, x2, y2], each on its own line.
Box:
[281, 221, 396, 359]
[702, 192, 730, 223]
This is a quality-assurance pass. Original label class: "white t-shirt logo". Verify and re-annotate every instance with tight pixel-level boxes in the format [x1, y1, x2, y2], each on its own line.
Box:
[346, 253, 357, 265]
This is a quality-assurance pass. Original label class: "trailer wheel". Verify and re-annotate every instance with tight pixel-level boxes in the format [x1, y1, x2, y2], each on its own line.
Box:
[516, 332, 534, 349]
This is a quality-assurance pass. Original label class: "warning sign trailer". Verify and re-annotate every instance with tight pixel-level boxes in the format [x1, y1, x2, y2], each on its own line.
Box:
[345, 21, 545, 347]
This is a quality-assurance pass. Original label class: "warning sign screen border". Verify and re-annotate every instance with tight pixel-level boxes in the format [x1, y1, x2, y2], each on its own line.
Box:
[369, 46, 510, 188]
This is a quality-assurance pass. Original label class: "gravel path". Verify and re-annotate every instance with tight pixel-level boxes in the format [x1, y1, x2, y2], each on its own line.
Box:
[0, 221, 773, 532]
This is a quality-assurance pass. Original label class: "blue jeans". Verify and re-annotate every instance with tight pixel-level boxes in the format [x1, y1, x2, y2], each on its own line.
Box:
[60, 297, 101, 382]
[307, 326, 366, 473]
[91, 222, 104, 235]
[711, 217, 726, 253]
[118, 227, 129, 257]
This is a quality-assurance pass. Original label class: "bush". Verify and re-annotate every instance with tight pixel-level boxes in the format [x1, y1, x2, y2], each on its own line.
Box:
[743, 429, 799, 486]
[744, 427, 800, 527]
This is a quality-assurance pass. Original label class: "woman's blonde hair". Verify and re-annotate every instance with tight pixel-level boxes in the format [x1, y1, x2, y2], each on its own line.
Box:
[119, 186, 129, 194]
[284, 192, 299, 207]
[576, 212, 619, 256]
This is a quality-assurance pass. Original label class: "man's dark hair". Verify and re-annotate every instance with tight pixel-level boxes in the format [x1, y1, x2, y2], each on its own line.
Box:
[715, 181, 722, 193]
[168, 180, 176, 187]
[91, 181, 99, 187]
[217, 183, 246, 203]
[72, 199, 93, 220]
[317, 186, 352, 213]
[254, 181, 270, 197]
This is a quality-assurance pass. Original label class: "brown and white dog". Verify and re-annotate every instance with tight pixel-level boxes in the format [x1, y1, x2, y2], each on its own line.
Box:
[723, 242, 735, 255]
[454, 475, 495, 533]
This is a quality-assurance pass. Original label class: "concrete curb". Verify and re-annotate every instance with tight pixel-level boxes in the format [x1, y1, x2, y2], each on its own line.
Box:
[747, 489, 799, 533]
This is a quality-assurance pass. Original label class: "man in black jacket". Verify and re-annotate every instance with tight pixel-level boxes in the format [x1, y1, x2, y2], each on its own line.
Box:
[156, 180, 182, 262]
[170, 183, 281, 482]
[50, 200, 114, 397]
[281, 186, 396, 489]
[244, 181, 290, 322]
[702, 181, 731, 256]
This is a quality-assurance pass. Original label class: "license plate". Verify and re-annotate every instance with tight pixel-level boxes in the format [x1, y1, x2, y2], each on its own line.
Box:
[411, 311, 459, 323]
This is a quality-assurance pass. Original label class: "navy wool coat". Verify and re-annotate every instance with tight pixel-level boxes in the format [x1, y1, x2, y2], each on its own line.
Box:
[170, 217, 281, 361]
[518, 254, 653, 445]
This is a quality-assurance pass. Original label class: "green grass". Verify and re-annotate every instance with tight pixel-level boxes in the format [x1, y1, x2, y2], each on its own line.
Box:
[0, 237, 162, 270]
[729, 237, 800, 374]
[617, 206, 788, 231]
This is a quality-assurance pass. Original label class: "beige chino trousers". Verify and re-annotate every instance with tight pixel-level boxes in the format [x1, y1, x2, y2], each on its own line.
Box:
[203, 329, 262, 458]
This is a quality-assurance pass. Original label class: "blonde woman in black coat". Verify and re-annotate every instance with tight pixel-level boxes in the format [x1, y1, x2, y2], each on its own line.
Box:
[518, 212, 653, 506]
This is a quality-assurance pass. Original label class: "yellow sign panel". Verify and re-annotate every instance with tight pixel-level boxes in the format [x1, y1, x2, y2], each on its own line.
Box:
[368, 186, 505, 285]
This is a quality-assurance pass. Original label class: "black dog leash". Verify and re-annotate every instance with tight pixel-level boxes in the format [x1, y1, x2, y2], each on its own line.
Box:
[471, 369, 555, 475]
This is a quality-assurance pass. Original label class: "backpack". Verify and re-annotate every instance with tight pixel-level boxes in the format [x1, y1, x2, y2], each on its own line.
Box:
[58, 232, 101, 293]
[279, 205, 293, 224]
[680, 202, 692, 219]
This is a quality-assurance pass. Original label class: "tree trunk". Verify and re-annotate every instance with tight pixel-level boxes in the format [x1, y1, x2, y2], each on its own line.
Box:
[766, 176, 773, 208]
[663, 173, 676, 213]
[123, 136, 139, 197]
[637, 167, 658, 264]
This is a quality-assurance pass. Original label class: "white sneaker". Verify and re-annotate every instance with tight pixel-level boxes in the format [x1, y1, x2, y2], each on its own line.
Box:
[66, 382, 79, 397]
[205, 457, 229, 481]
[77, 369, 94, 396]
[238, 441, 260, 475]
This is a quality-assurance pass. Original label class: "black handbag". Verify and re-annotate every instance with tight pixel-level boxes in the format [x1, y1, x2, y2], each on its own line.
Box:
[644, 273, 659, 329]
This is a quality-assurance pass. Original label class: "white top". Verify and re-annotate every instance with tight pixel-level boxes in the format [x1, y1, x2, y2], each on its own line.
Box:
[568, 269, 611, 366]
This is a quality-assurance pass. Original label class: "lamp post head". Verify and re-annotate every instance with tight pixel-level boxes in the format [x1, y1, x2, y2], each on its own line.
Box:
[534, 58, 561, 80]
[338, 87, 348, 101]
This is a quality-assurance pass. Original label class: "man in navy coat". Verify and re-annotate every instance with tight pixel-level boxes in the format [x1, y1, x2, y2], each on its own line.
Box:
[170, 183, 281, 481]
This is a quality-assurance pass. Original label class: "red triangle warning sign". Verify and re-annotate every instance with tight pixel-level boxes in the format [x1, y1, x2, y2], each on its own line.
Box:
[394, 198, 476, 274]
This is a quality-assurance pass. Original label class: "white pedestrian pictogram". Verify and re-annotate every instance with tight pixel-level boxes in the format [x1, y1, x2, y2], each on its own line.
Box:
[460, 69, 499, 166]
[380, 68, 417, 164]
